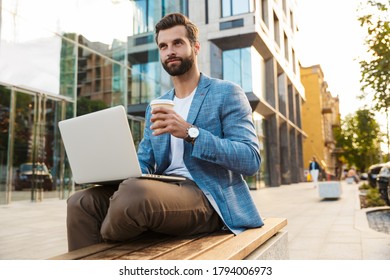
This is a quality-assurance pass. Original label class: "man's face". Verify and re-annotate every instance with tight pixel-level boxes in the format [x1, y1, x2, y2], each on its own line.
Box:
[157, 25, 198, 76]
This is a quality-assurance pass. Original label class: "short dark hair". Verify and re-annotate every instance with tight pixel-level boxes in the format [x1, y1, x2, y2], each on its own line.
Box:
[155, 13, 199, 46]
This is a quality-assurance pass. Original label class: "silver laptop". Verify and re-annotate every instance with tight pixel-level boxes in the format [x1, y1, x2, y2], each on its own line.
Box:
[58, 105, 186, 185]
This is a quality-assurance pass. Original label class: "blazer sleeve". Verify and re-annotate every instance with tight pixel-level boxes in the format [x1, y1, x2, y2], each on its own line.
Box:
[190, 83, 261, 176]
[137, 105, 156, 174]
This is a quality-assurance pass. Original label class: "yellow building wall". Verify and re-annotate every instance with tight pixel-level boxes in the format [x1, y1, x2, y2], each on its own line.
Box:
[301, 65, 326, 172]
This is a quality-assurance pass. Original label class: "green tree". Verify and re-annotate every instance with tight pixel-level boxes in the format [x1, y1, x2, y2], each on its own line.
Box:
[334, 109, 382, 172]
[358, 0, 390, 156]
[76, 97, 108, 117]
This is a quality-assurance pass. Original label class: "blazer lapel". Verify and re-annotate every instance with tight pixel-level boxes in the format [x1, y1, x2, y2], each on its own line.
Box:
[165, 89, 175, 101]
[187, 73, 211, 124]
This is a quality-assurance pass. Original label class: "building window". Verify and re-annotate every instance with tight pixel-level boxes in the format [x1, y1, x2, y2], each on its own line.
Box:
[162, 0, 189, 16]
[290, 10, 294, 31]
[261, 0, 269, 27]
[273, 13, 280, 47]
[222, 0, 252, 17]
[284, 32, 289, 61]
[131, 62, 161, 104]
[292, 49, 297, 74]
[131, 0, 188, 35]
[282, 0, 287, 15]
[278, 73, 287, 116]
[131, 0, 154, 34]
[222, 48, 252, 92]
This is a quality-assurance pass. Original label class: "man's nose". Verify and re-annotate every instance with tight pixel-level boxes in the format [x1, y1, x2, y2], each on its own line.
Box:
[166, 45, 176, 57]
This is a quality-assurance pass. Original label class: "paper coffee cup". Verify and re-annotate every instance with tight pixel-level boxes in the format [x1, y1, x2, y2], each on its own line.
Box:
[150, 99, 174, 123]
[150, 99, 174, 109]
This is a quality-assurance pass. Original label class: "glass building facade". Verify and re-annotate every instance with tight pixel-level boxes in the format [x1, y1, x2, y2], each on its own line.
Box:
[0, 0, 305, 204]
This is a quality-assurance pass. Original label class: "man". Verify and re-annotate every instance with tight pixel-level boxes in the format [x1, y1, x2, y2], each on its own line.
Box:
[309, 156, 321, 188]
[66, 13, 263, 251]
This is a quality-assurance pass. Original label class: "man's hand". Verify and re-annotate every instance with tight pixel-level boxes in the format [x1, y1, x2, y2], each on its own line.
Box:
[150, 107, 189, 138]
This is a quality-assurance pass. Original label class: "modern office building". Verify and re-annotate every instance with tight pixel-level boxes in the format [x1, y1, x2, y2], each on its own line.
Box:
[301, 65, 341, 179]
[0, 0, 305, 204]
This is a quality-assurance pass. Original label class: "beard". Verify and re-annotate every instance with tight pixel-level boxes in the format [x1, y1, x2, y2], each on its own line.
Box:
[162, 52, 195, 76]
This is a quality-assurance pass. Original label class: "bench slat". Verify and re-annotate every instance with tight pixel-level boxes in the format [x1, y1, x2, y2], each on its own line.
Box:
[153, 231, 234, 260]
[117, 233, 210, 260]
[193, 217, 287, 260]
[49, 232, 168, 260]
[84, 232, 174, 260]
[49, 242, 120, 260]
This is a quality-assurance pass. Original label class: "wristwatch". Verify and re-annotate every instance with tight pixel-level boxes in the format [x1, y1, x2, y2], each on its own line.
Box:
[185, 125, 199, 144]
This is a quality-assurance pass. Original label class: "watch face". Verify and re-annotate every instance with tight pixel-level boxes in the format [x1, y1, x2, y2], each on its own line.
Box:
[189, 127, 199, 138]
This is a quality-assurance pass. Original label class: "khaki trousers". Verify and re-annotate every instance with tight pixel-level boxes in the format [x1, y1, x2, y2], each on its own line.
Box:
[66, 178, 223, 251]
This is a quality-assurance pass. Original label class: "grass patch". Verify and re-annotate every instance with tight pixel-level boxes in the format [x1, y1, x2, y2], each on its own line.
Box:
[359, 183, 386, 208]
[359, 183, 371, 190]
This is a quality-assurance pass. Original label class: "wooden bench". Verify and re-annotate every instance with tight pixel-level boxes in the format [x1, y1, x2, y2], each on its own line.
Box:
[50, 217, 288, 260]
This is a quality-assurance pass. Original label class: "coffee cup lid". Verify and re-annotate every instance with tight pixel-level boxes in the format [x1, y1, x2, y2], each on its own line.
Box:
[150, 99, 174, 106]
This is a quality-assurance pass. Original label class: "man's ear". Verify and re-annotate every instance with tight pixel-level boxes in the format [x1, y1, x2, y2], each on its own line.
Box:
[194, 41, 200, 55]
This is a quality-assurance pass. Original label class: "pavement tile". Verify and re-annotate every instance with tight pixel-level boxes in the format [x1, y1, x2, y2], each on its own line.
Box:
[289, 249, 319, 260]
[319, 243, 362, 260]
[362, 238, 390, 259]
[325, 231, 362, 243]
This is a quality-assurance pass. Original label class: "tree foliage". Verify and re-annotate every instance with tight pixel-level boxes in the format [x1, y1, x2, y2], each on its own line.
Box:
[334, 109, 382, 172]
[358, 0, 390, 112]
[76, 97, 108, 117]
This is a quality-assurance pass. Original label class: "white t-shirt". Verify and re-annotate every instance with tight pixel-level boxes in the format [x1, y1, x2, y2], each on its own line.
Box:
[164, 89, 196, 180]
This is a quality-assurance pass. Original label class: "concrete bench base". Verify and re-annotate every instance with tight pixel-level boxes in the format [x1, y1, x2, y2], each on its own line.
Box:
[318, 181, 342, 199]
[245, 230, 289, 260]
[346, 177, 354, 184]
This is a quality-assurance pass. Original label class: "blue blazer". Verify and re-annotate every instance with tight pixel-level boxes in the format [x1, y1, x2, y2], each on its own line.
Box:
[137, 73, 264, 234]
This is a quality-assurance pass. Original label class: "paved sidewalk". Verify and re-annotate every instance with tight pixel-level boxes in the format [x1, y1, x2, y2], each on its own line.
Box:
[251, 181, 390, 259]
[0, 181, 389, 260]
